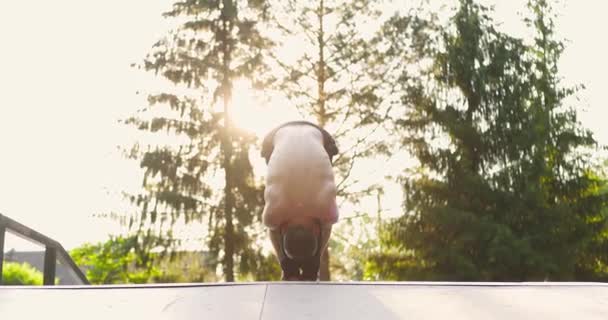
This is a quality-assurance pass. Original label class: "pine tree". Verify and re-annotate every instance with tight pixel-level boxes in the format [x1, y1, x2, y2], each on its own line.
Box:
[123, 0, 272, 282]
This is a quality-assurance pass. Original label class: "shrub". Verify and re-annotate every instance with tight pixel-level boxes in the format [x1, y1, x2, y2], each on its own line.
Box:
[2, 262, 43, 285]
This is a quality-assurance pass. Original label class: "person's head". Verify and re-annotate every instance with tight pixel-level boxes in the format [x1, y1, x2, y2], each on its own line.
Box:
[282, 223, 319, 260]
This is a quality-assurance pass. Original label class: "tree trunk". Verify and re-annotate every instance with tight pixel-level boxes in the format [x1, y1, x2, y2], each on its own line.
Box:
[315, 0, 331, 281]
[316, 0, 327, 127]
[222, 97, 235, 282]
[221, 2, 235, 282]
[319, 247, 330, 281]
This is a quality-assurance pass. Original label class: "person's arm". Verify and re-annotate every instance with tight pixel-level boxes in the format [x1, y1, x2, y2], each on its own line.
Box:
[317, 200, 337, 252]
[268, 228, 285, 261]
[319, 224, 332, 253]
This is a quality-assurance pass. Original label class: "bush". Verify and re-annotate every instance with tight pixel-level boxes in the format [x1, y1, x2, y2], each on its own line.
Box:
[2, 262, 43, 285]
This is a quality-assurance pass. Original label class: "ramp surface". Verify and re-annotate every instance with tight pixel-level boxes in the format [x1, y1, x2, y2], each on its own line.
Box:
[1, 282, 607, 319]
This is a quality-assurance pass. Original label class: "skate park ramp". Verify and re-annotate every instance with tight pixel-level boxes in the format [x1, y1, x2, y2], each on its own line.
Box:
[1, 282, 607, 319]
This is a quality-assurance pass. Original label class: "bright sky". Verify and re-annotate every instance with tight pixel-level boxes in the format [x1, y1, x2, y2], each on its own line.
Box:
[1, 0, 607, 251]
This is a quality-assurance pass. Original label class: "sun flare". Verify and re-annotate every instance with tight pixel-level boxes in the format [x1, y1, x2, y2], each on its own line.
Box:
[229, 78, 301, 138]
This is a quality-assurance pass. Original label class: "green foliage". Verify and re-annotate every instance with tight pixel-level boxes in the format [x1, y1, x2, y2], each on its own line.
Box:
[1, 262, 43, 286]
[71, 236, 220, 284]
[329, 214, 382, 281]
[71, 235, 156, 284]
[574, 162, 608, 280]
[153, 251, 219, 283]
[370, 0, 608, 281]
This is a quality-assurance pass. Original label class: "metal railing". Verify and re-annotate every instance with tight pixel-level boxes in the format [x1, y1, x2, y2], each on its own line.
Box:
[0, 213, 89, 285]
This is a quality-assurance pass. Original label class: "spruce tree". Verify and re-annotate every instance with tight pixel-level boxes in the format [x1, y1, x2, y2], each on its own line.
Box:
[124, 0, 272, 282]
[371, 0, 607, 281]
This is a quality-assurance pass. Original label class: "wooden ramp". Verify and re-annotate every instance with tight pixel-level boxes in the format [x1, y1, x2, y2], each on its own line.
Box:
[1, 282, 607, 319]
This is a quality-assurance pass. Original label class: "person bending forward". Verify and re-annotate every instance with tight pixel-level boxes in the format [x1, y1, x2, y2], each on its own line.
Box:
[261, 121, 339, 281]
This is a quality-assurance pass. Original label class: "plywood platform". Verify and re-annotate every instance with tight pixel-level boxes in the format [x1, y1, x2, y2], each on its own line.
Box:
[1, 282, 607, 319]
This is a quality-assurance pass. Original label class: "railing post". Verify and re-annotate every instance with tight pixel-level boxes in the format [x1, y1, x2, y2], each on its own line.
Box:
[0, 214, 89, 285]
[43, 247, 56, 285]
[0, 225, 5, 285]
